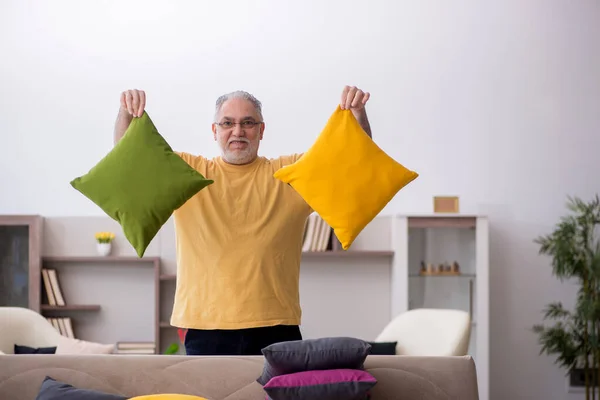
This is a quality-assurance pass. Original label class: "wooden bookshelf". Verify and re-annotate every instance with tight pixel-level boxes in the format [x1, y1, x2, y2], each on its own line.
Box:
[159, 251, 393, 283]
[409, 273, 477, 278]
[160, 274, 176, 281]
[43, 256, 160, 264]
[407, 216, 477, 229]
[41, 304, 101, 311]
[38, 255, 162, 353]
[302, 250, 394, 258]
[158, 250, 393, 283]
[393, 214, 489, 400]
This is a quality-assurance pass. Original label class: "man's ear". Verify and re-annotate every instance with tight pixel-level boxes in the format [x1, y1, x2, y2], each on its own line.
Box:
[259, 122, 265, 140]
[212, 123, 217, 141]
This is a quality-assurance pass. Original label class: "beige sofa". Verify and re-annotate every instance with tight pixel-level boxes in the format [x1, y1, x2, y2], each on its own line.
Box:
[0, 353, 479, 399]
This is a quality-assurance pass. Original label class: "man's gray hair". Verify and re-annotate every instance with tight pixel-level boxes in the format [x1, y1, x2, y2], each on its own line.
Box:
[214, 90, 263, 122]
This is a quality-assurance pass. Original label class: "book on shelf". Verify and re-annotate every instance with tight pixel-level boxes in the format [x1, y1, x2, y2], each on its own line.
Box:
[115, 341, 156, 354]
[46, 317, 75, 338]
[302, 213, 340, 252]
[42, 268, 66, 306]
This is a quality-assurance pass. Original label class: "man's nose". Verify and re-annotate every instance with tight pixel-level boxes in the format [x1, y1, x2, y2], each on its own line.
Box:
[232, 124, 245, 136]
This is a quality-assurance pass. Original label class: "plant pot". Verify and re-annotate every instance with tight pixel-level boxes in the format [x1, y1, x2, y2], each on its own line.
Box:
[96, 242, 112, 256]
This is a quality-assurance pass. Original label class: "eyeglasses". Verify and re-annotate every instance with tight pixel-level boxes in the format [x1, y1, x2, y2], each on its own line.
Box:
[215, 120, 263, 129]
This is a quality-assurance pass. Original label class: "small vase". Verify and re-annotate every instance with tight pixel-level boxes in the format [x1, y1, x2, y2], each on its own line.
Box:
[96, 242, 112, 256]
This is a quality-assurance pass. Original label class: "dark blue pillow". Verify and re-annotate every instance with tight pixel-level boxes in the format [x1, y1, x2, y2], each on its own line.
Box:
[36, 376, 128, 400]
[367, 341, 397, 355]
[14, 344, 56, 354]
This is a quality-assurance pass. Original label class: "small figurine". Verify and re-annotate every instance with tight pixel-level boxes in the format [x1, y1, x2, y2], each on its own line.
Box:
[452, 261, 460, 273]
[427, 263, 435, 274]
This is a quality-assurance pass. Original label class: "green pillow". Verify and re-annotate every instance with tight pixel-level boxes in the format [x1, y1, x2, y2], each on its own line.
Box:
[70, 111, 213, 257]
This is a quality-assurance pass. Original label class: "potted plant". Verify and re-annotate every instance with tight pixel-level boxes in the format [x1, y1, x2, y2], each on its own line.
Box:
[95, 232, 115, 256]
[532, 195, 600, 400]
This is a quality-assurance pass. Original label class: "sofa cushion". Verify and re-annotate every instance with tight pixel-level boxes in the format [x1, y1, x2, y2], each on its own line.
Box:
[14, 344, 57, 354]
[263, 369, 376, 400]
[36, 376, 127, 400]
[70, 111, 214, 257]
[257, 337, 371, 385]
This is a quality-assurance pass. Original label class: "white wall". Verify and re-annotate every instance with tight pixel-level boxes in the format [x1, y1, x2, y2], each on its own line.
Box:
[1, 1, 599, 399]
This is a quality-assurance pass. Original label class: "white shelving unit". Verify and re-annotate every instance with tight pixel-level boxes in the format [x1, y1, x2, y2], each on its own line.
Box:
[391, 214, 489, 400]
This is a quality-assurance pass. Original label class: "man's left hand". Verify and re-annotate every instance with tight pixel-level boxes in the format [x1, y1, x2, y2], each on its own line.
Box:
[340, 85, 370, 113]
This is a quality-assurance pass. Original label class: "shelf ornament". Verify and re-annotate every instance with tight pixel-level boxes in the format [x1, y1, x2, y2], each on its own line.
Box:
[95, 231, 115, 256]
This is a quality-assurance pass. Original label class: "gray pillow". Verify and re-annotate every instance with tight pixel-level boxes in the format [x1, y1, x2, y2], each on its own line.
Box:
[36, 376, 128, 400]
[257, 337, 372, 385]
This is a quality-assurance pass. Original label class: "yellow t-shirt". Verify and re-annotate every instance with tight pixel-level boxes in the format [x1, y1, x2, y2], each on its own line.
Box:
[170, 152, 312, 330]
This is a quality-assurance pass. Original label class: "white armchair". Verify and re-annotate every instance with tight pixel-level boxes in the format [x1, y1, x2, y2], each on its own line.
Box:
[0, 306, 61, 354]
[375, 308, 472, 356]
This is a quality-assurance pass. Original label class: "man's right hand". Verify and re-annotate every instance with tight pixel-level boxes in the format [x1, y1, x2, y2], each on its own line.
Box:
[114, 89, 146, 145]
[120, 89, 146, 118]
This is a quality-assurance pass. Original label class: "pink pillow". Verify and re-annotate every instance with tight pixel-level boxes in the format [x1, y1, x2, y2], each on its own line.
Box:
[263, 369, 376, 400]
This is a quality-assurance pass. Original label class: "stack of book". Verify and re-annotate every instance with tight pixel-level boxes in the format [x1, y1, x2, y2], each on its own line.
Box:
[42, 268, 66, 306]
[115, 341, 156, 355]
[46, 317, 75, 338]
[302, 213, 337, 252]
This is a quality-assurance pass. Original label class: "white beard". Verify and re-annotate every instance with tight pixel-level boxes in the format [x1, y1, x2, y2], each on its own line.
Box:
[220, 138, 258, 165]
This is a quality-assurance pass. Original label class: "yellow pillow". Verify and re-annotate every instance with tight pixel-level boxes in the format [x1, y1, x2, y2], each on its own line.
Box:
[274, 106, 418, 250]
[129, 395, 207, 400]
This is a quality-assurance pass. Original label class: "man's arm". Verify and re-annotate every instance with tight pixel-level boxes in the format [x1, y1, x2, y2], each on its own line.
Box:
[341, 85, 372, 138]
[352, 109, 372, 138]
[113, 107, 133, 145]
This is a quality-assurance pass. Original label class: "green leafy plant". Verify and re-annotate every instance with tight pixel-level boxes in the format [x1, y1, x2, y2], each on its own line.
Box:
[533, 195, 600, 400]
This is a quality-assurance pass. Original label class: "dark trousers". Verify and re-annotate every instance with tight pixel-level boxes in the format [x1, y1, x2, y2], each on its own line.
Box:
[184, 325, 302, 356]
